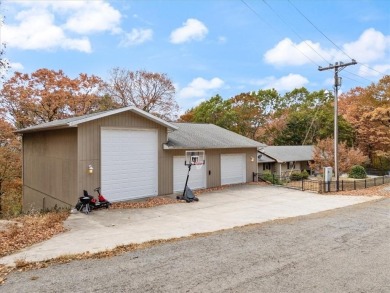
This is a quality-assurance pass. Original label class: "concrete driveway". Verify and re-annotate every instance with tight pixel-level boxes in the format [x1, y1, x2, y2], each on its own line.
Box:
[0, 184, 381, 266]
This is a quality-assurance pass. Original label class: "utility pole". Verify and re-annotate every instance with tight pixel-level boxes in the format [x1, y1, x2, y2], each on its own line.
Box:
[318, 59, 357, 190]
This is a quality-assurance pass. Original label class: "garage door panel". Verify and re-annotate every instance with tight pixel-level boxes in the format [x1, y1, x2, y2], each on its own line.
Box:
[101, 129, 158, 202]
[221, 154, 246, 185]
[173, 156, 206, 192]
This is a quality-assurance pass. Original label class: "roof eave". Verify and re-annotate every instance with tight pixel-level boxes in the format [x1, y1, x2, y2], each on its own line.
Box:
[14, 124, 76, 134]
[163, 144, 260, 150]
[69, 107, 178, 130]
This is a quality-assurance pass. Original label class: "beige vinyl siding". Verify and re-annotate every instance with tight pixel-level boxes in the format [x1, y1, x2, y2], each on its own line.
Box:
[166, 148, 257, 190]
[76, 111, 171, 196]
[22, 128, 77, 211]
[211, 148, 257, 187]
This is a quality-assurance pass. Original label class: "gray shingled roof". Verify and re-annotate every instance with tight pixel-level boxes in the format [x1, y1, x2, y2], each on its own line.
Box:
[15, 107, 177, 133]
[165, 123, 265, 149]
[257, 153, 275, 163]
[259, 145, 314, 162]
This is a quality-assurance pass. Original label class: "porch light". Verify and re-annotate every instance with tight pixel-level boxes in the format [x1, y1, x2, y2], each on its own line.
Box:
[88, 165, 94, 174]
[250, 156, 255, 162]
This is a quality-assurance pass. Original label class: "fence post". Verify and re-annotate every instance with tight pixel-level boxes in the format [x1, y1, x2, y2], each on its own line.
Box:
[341, 180, 344, 191]
[354, 180, 356, 190]
[374, 177, 376, 186]
[301, 178, 304, 191]
[365, 179, 367, 188]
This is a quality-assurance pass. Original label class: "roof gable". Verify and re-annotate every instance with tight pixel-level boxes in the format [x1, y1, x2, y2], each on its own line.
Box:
[16, 107, 178, 134]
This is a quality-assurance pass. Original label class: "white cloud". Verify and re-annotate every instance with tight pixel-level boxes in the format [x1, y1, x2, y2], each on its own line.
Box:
[343, 28, 390, 63]
[62, 1, 121, 34]
[3, 8, 92, 52]
[10, 62, 24, 71]
[264, 28, 390, 67]
[120, 28, 153, 46]
[264, 38, 335, 66]
[2, 1, 122, 52]
[9, 1, 122, 34]
[358, 64, 390, 77]
[170, 19, 208, 44]
[251, 74, 309, 91]
[179, 77, 224, 99]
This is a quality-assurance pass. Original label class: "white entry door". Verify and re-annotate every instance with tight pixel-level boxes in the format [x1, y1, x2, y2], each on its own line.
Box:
[101, 128, 158, 202]
[221, 154, 246, 185]
[173, 156, 206, 192]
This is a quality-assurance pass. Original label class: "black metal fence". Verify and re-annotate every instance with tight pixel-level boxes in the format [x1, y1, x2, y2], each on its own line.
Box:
[254, 172, 390, 193]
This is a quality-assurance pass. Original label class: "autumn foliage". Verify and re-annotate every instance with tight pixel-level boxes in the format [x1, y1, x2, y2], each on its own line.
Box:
[339, 75, 390, 160]
[0, 69, 106, 129]
[310, 138, 369, 173]
[0, 116, 22, 217]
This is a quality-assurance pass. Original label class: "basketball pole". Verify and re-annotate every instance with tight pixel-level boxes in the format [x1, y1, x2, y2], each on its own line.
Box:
[182, 164, 192, 198]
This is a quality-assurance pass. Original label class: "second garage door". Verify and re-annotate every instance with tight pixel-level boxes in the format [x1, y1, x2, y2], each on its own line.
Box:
[101, 128, 158, 202]
[221, 154, 246, 185]
[173, 156, 206, 192]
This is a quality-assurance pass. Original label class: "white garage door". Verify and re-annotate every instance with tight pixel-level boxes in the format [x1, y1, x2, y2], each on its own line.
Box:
[221, 154, 246, 185]
[173, 156, 206, 192]
[101, 128, 158, 202]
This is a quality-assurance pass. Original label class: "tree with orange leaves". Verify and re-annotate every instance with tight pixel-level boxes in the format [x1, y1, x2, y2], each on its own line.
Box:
[310, 138, 369, 174]
[0, 114, 22, 216]
[339, 75, 390, 161]
[0, 69, 106, 129]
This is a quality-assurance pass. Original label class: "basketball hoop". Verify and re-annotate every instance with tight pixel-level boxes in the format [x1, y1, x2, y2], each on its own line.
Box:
[177, 150, 205, 203]
[194, 162, 204, 170]
[185, 150, 205, 167]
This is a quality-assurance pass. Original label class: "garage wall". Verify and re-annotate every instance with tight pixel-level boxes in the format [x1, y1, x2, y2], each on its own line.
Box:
[166, 148, 257, 191]
[77, 111, 171, 197]
[22, 128, 78, 211]
[206, 148, 257, 188]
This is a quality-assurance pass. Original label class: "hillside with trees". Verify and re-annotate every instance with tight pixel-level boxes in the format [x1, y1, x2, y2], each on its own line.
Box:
[0, 65, 389, 216]
[181, 77, 390, 172]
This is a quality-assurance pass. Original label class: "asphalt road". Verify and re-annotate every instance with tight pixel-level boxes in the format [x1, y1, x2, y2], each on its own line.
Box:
[2, 198, 390, 293]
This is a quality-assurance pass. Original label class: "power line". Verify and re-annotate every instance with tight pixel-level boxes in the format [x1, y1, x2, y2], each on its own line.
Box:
[358, 62, 388, 77]
[287, 0, 353, 61]
[240, 0, 321, 67]
[344, 69, 374, 83]
[288, 0, 388, 78]
[261, 0, 329, 65]
[341, 74, 370, 87]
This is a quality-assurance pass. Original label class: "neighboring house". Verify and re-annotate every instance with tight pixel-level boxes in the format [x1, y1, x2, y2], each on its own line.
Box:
[16, 107, 263, 211]
[257, 145, 314, 176]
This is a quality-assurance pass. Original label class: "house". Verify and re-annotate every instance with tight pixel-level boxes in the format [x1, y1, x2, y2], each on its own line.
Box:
[16, 107, 263, 211]
[257, 145, 314, 176]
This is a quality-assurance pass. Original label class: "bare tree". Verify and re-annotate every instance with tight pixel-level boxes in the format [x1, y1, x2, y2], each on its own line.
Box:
[106, 68, 179, 120]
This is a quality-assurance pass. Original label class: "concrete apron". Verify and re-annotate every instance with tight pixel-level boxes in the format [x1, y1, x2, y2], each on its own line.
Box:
[0, 185, 381, 266]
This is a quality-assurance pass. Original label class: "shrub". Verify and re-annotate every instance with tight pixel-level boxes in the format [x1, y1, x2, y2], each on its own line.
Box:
[289, 170, 310, 181]
[348, 165, 367, 179]
[301, 170, 309, 179]
[261, 170, 280, 184]
[290, 171, 302, 181]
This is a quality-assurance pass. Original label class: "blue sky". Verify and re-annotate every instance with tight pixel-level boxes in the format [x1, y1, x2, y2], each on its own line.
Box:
[2, 0, 389, 113]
